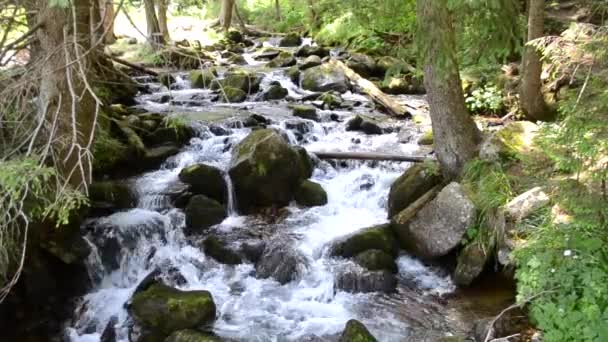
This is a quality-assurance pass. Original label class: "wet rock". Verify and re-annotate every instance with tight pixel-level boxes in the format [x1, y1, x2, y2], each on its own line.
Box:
[255, 48, 281, 60]
[319, 92, 343, 110]
[285, 120, 314, 137]
[330, 224, 399, 258]
[145, 127, 194, 146]
[227, 54, 247, 65]
[504, 187, 549, 222]
[184, 195, 227, 233]
[299, 55, 322, 70]
[129, 282, 216, 337]
[189, 69, 218, 89]
[255, 237, 306, 284]
[417, 130, 434, 145]
[353, 249, 397, 273]
[178, 164, 227, 203]
[397, 128, 415, 143]
[268, 51, 297, 68]
[228, 129, 312, 212]
[279, 33, 302, 47]
[295, 146, 315, 179]
[339, 319, 378, 342]
[141, 144, 181, 170]
[263, 84, 289, 100]
[454, 243, 489, 287]
[296, 45, 329, 58]
[298, 334, 327, 342]
[286, 66, 301, 83]
[221, 87, 247, 103]
[225, 30, 243, 43]
[387, 163, 442, 218]
[100, 316, 118, 342]
[164, 329, 223, 342]
[302, 64, 349, 93]
[202, 235, 243, 265]
[240, 240, 266, 263]
[291, 104, 320, 121]
[294, 180, 328, 207]
[159, 73, 176, 88]
[335, 265, 397, 294]
[212, 69, 264, 93]
[89, 181, 136, 215]
[346, 53, 378, 78]
[345, 115, 383, 135]
[208, 124, 232, 136]
[392, 182, 476, 258]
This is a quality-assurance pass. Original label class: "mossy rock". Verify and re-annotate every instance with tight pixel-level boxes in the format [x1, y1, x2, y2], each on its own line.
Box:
[254, 48, 281, 60]
[189, 69, 218, 89]
[263, 84, 288, 100]
[454, 243, 489, 287]
[331, 224, 399, 258]
[294, 180, 328, 207]
[268, 51, 296, 68]
[479, 121, 538, 162]
[387, 163, 442, 218]
[225, 30, 243, 43]
[291, 105, 320, 121]
[184, 195, 227, 233]
[299, 55, 322, 70]
[301, 64, 349, 93]
[295, 146, 314, 179]
[345, 115, 383, 135]
[228, 129, 311, 212]
[417, 130, 434, 145]
[144, 126, 194, 146]
[346, 53, 378, 78]
[164, 330, 223, 342]
[221, 87, 247, 103]
[178, 164, 227, 203]
[286, 66, 301, 84]
[353, 249, 397, 273]
[319, 92, 342, 109]
[89, 181, 136, 212]
[227, 54, 247, 65]
[159, 73, 176, 87]
[202, 235, 243, 265]
[129, 283, 216, 337]
[295, 45, 329, 58]
[212, 69, 263, 93]
[279, 33, 302, 47]
[339, 319, 378, 342]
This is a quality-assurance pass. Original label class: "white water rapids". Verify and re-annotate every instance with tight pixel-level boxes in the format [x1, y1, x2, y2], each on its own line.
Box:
[66, 54, 461, 342]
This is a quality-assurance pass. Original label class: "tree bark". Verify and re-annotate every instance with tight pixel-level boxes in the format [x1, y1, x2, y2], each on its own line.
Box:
[307, 0, 320, 30]
[144, 0, 164, 48]
[157, 0, 170, 42]
[275, 0, 281, 20]
[101, 0, 117, 44]
[219, 0, 235, 31]
[417, 0, 481, 180]
[36, 0, 97, 190]
[520, 0, 555, 121]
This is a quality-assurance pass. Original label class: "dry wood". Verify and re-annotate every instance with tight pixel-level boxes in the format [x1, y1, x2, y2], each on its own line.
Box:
[328, 59, 411, 117]
[311, 151, 430, 163]
[106, 54, 159, 76]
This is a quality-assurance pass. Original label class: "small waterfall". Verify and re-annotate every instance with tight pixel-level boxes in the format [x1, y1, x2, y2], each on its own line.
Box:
[223, 172, 238, 216]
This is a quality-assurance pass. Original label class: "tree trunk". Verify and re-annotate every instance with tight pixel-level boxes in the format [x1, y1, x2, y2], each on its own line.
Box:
[157, 0, 171, 42]
[275, 0, 281, 20]
[220, 0, 235, 31]
[101, 0, 117, 44]
[91, 0, 104, 44]
[307, 0, 320, 30]
[36, 0, 97, 190]
[520, 0, 555, 121]
[417, 0, 481, 180]
[144, 0, 164, 48]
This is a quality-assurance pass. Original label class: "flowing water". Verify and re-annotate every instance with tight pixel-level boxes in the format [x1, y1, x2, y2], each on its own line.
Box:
[65, 41, 504, 342]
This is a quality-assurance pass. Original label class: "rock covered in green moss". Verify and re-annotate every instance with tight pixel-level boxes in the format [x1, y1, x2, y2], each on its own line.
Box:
[221, 87, 247, 103]
[159, 73, 176, 87]
[301, 64, 349, 93]
[227, 54, 247, 65]
[202, 235, 243, 265]
[129, 283, 216, 337]
[345, 115, 383, 135]
[178, 164, 227, 203]
[263, 84, 288, 100]
[346, 53, 378, 78]
[268, 51, 296, 68]
[286, 66, 301, 83]
[228, 129, 312, 212]
[295, 45, 329, 58]
[454, 243, 489, 286]
[353, 249, 397, 273]
[331, 224, 399, 258]
[225, 30, 243, 43]
[299, 55, 322, 70]
[184, 195, 227, 233]
[294, 180, 328, 207]
[212, 69, 264, 93]
[387, 163, 442, 218]
[279, 33, 302, 47]
[291, 105, 320, 121]
[89, 181, 135, 212]
[339, 319, 378, 342]
[164, 330, 223, 342]
[417, 130, 434, 145]
[189, 69, 217, 89]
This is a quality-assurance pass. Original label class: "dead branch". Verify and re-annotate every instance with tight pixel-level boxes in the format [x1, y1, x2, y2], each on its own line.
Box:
[311, 151, 430, 163]
[106, 53, 159, 76]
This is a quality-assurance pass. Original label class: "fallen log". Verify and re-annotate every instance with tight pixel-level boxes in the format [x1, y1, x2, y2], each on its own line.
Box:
[311, 151, 430, 163]
[328, 59, 411, 118]
[107, 54, 159, 77]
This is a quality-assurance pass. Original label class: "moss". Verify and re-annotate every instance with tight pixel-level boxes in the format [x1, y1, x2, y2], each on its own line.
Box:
[354, 249, 397, 273]
[339, 319, 378, 342]
[417, 130, 434, 145]
[294, 180, 328, 207]
[331, 224, 399, 258]
[92, 126, 130, 175]
[189, 69, 217, 89]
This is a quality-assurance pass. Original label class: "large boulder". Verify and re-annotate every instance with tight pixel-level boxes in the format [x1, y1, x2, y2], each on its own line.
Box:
[129, 283, 216, 337]
[345, 115, 383, 135]
[178, 164, 227, 203]
[454, 243, 489, 287]
[353, 249, 397, 273]
[212, 69, 264, 93]
[294, 180, 328, 207]
[228, 129, 312, 212]
[164, 330, 222, 342]
[299, 55, 322, 70]
[263, 84, 289, 100]
[387, 163, 442, 218]
[220, 87, 247, 103]
[184, 195, 227, 233]
[291, 104, 320, 121]
[392, 182, 476, 258]
[88, 181, 136, 215]
[296, 45, 330, 58]
[339, 319, 378, 342]
[334, 264, 397, 294]
[202, 235, 243, 265]
[301, 64, 349, 93]
[279, 33, 302, 47]
[504, 187, 549, 222]
[268, 51, 297, 68]
[189, 69, 217, 89]
[255, 237, 306, 284]
[330, 224, 399, 258]
[346, 53, 378, 78]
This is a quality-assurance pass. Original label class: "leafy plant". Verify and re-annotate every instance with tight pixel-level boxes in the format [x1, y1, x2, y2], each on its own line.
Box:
[465, 84, 504, 115]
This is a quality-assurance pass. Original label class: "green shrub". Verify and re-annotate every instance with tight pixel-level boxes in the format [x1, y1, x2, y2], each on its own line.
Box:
[465, 84, 504, 115]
